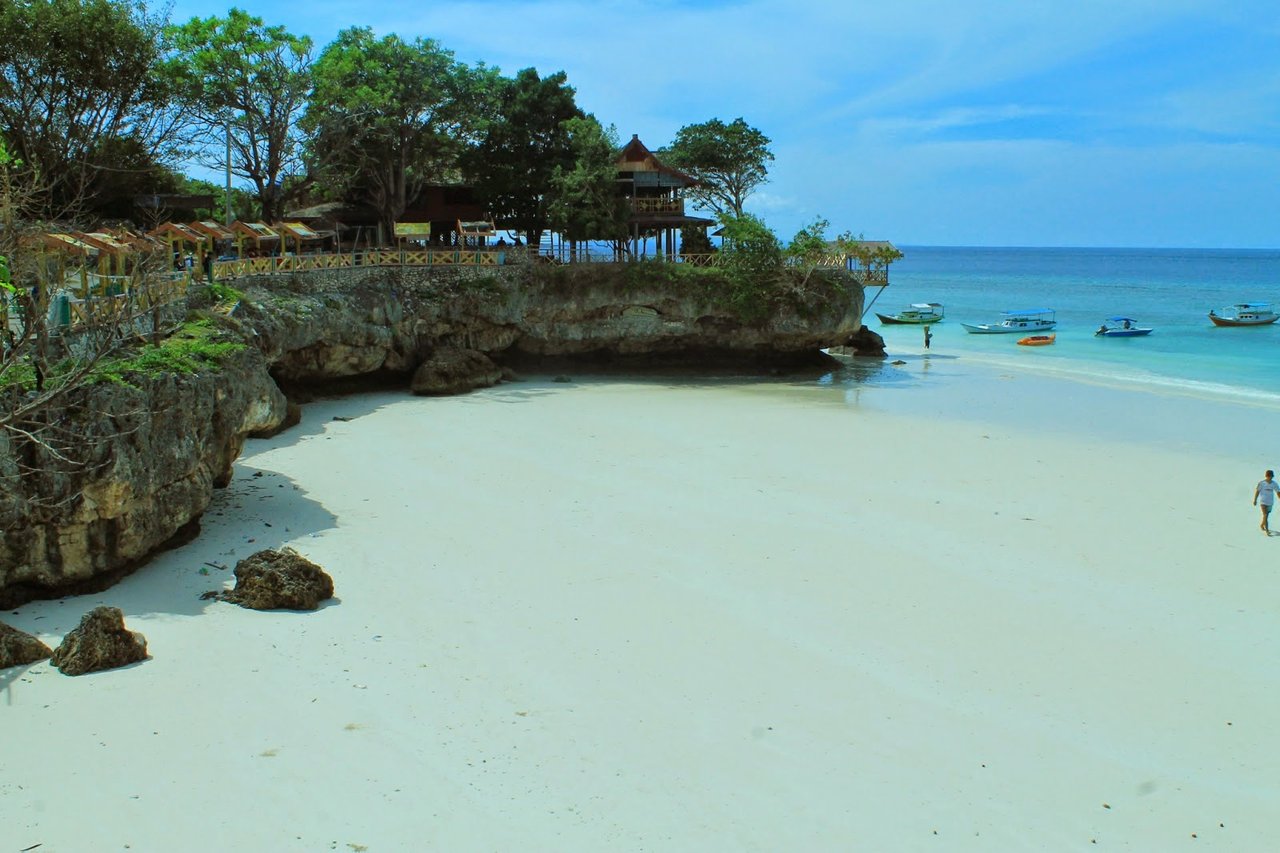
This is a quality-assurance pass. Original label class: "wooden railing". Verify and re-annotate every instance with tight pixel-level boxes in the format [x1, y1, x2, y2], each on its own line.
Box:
[4, 271, 189, 335]
[205, 245, 891, 287]
[630, 198, 685, 216]
[213, 248, 505, 280]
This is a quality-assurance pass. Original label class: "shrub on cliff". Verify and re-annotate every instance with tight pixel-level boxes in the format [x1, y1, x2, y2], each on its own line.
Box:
[86, 319, 246, 386]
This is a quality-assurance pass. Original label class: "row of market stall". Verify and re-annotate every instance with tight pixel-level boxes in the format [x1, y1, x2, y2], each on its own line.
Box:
[2, 220, 332, 334]
[18, 220, 331, 293]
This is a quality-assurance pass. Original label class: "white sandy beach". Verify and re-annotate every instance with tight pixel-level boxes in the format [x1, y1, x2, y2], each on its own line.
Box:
[3, 354, 1279, 851]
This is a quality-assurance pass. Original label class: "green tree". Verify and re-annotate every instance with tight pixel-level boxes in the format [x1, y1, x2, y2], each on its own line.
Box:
[662, 118, 773, 218]
[785, 217, 892, 289]
[466, 68, 584, 249]
[0, 140, 16, 298]
[785, 217, 838, 287]
[0, 0, 186, 219]
[173, 176, 258, 224]
[82, 136, 185, 220]
[716, 211, 783, 319]
[303, 28, 495, 240]
[719, 211, 783, 276]
[547, 116, 629, 249]
[169, 9, 313, 223]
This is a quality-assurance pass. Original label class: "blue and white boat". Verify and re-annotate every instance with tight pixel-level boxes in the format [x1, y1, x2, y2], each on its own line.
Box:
[1095, 316, 1153, 337]
[962, 308, 1057, 335]
[1208, 303, 1277, 327]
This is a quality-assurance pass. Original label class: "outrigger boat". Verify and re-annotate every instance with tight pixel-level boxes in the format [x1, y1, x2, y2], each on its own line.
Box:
[1095, 316, 1153, 337]
[875, 302, 945, 325]
[1208, 303, 1277, 327]
[1017, 334, 1055, 346]
[962, 308, 1056, 334]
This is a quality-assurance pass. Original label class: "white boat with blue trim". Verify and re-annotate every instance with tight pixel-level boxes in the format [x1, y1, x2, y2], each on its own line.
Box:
[962, 308, 1057, 335]
[1208, 303, 1277, 327]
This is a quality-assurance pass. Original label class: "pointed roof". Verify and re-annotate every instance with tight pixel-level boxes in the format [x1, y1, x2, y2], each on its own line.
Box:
[616, 134, 697, 185]
[188, 221, 236, 241]
[148, 222, 208, 244]
[276, 221, 323, 241]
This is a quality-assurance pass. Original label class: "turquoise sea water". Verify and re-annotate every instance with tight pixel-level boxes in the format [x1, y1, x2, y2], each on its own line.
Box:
[864, 246, 1280, 406]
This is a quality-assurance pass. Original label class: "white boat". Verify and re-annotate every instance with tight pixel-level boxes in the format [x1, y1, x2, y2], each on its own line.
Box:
[1095, 316, 1153, 337]
[1208, 303, 1277, 327]
[962, 308, 1056, 335]
[875, 302, 944, 324]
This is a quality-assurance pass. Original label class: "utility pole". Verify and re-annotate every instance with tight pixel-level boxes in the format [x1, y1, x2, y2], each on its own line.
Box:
[224, 116, 233, 226]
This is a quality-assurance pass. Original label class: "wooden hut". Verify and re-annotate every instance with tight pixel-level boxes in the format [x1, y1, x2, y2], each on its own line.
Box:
[615, 135, 714, 258]
[229, 221, 282, 258]
[188, 221, 237, 258]
[455, 220, 497, 248]
[274, 221, 325, 256]
[148, 222, 211, 278]
[843, 240, 901, 285]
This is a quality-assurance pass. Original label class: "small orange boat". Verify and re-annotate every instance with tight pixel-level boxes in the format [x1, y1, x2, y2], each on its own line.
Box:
[1017, 334, 1056, 346]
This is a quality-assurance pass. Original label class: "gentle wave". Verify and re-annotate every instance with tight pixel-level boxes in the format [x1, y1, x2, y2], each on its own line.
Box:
[954, 348, 1280, 409]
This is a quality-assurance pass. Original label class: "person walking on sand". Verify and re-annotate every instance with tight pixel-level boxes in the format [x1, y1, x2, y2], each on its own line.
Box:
[1254, 469, 1278, 535]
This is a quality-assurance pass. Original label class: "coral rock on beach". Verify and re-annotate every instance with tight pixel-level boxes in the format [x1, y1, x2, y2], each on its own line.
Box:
[219, 548, 334, 611]
[829, 326, 887, 357]
[410, 347, 503, 396]
[0, 620, 53, 669]
[50, 606, 148, 676]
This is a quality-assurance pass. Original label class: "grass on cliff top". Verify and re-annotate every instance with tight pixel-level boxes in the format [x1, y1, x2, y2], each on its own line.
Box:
[0, 318, 247, 392]
[89, 318, 246, 385]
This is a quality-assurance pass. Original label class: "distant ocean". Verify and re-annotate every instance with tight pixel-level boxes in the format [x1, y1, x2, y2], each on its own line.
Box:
[863, 246, 1280, 406]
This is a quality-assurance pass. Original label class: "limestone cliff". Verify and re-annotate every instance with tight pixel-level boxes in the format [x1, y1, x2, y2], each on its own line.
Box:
[0, 262, 863, 604]
[0, 346, 287, 607]
[229, 263, 862, 383]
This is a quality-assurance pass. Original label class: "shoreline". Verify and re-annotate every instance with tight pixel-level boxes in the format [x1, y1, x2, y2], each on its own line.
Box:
[4, 362, 1278, 850]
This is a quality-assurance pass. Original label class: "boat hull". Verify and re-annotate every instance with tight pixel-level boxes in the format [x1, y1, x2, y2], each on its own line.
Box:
[962, 322, 1057, 334]
[1209, 314, 1278, 327]
[876, 313, 942, 325]
[1097, 328, 1153, 337]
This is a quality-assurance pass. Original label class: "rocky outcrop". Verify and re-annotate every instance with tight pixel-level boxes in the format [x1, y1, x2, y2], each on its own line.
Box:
[1, 262, 864, 605]
[830, 326, 888, 357]
[228, 263, 862, 383]
[0, 620, 53, 669]
[411, 347, 503, 395]
[0, 346, 287, 607]
[49, 606, 148, 675]
[217, 548, 334, 611]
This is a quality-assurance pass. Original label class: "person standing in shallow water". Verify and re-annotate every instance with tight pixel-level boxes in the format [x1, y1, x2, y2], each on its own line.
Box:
[1254, 469, 1278, 535]
[923, 325, 932, 349]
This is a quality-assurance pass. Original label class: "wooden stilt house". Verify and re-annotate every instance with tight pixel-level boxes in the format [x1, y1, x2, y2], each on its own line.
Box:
[615, 135, 714, 258]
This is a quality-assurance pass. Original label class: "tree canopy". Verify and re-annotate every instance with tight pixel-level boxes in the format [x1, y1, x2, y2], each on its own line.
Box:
[302, 27, 496, 238]
[169, 9, 313, 222]
[547, 116, 630, 246]
[0, 0, 186, 219]
[662, 118, 773, 218]
[465, 68, 583, 247]
[0, 2, 812, 264]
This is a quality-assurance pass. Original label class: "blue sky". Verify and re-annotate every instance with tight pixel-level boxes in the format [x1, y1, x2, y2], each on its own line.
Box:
[166, 0, 1280, 248]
